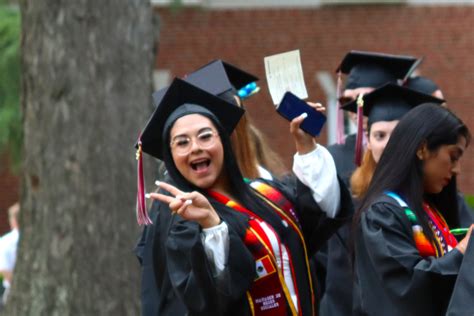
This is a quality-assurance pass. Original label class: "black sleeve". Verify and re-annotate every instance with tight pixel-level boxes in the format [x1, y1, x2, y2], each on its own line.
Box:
[137, 201, 162, 316]
[261, 173, 353, 255]
[293, 175, 354, 256]
[164, 211, 255, 315]
[358, 201, 463, 313]
[133, 200, 161, 265]
[446, 234, 474, 315]
[134, 228, 146, 266]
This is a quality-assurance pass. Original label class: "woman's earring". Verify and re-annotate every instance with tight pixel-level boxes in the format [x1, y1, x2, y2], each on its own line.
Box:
[416, 148, 425, 160]
[417, 143, 428, 160]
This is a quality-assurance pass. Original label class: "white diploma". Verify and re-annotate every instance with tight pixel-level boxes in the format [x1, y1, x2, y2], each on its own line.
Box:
[264, 49, 308, 105]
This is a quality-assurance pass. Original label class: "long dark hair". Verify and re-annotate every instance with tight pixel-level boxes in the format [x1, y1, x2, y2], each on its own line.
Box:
[162, 111, 287, 237]
[354, 103, 471, 252]
[219, 89, 261, 179]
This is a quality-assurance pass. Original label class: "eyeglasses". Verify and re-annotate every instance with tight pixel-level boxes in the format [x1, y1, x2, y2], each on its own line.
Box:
[170, 130, 220, 155]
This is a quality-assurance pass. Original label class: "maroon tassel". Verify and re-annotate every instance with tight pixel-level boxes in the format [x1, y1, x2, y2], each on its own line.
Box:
[136, 139, 152, 225]
[354, 94, 364, 166]
[336, 71, 345, 145]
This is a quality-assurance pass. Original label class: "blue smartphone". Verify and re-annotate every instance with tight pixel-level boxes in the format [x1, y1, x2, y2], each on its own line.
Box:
[277, 92, 327, 137]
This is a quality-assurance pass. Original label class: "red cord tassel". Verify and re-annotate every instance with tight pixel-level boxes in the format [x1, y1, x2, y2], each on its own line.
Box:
[354, 94, 364, 166]
[336, 71, 345, 145]
[136, 140, 152, 226]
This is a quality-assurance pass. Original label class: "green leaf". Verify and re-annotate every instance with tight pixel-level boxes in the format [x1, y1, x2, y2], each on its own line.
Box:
[0, 4, 21, 171]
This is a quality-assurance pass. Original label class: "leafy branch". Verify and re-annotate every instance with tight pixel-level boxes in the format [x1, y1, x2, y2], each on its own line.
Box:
[0, 3, 21, 171]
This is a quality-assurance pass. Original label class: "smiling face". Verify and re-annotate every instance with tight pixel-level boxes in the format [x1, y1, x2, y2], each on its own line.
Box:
[169, 114, 225, 190]
[367, 120, 399, 163]
[421, 136, 467, 194]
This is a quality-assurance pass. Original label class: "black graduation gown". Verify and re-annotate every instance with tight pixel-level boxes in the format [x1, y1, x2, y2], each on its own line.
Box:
[327, 133, 356, 188]
[353, 195, 465, 316]
[316, 179, 472, 315]
[446, 234, 474, 315]
[317, 221, 353, 316]
[315, 135, 356, 315]
[134, 172, 174, 316]
[134, 202, 160, 316]
[142, 177, 352, 316]
[317, 195, 472, 316]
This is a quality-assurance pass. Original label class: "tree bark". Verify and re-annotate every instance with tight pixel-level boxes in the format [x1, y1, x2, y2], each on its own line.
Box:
[7, 0, 155, 314]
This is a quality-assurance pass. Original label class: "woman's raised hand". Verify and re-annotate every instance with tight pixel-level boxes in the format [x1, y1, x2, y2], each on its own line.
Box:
[147, 181, 221, 229]
[290, 102, 326, 155]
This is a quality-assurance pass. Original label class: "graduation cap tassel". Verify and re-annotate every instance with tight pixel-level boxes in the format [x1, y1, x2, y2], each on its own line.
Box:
[136, 140, 152, 226]
[336, 71, 345, 145]
[354, 94, 364, 166]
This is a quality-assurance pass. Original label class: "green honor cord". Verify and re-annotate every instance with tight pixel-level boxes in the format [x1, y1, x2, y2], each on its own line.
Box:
[450, 228, 469, 236]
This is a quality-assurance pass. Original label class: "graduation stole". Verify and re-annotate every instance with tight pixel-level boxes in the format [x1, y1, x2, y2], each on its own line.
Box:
[208, 181, 314, 316]
[386, 192, 458, 258]
[248, 180, 315, 316]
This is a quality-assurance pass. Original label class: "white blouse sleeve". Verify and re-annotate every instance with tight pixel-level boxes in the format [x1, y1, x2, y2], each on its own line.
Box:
[257, 165, 273, 180]
[200, 221, 229, 277]
[292, 145, 341, 218]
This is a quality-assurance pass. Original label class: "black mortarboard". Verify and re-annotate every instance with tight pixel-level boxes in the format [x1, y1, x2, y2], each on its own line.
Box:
[140, 77, 245, 160]
[151, 60, 259, 107]
[405, 76, 439, 95]
[185, 59, 259, 95]
[135, 78, 245, 225]
[337, 51, 419, 90]
[342, 83, 444, 166]
[342, 83, 445, 127]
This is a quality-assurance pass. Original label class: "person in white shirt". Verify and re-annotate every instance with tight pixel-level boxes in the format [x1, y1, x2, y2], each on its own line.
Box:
[0, 202, 20, 305]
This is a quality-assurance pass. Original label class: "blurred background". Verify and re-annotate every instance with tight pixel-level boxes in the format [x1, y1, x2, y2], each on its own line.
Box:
[150, 0, 474, 195]
[0, 0, 472, 314]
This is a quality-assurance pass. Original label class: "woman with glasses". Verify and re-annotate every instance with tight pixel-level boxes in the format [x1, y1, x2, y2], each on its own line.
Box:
[135, 60, 284, 316]
[136, 78, 352, 316]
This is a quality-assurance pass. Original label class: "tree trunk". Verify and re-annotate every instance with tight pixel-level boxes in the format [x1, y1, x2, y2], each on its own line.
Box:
[7, 0, 156, 314]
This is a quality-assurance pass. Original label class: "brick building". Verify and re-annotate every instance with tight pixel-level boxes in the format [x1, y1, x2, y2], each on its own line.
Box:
[1, 1, 473, 232]
[152, 0, 474, 193]
[0, 155, 20, 234]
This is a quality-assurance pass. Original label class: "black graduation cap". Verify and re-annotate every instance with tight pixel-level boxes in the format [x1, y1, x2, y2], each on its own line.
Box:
[342, 83, 444, 166]
[151, 60, 259, 107]
[405, 76, 439, 95]
[337, 51, 419, 90]
[185, 59, 259, 95]
[342, 83, 445, 126]
[139, 77, 245, 160]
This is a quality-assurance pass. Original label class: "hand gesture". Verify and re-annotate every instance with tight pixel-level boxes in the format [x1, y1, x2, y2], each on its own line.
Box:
[147, 181, 221, 229]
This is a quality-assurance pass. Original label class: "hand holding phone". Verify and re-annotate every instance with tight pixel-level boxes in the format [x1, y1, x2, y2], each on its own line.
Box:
[277, 92, 327, 137]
